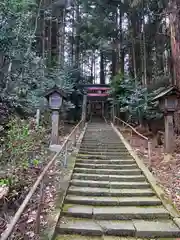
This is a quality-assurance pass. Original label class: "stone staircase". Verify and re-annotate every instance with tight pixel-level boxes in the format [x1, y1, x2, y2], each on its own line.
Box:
[54, 122, 180, 240]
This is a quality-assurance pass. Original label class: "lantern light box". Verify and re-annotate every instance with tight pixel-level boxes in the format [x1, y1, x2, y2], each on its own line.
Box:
[152, 86, 180, 113]
[45, 85, 67, 110]
[152, 86, 180, 153]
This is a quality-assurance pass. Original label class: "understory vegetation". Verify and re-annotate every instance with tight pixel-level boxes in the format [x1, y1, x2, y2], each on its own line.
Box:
[110, 72, 163, 125]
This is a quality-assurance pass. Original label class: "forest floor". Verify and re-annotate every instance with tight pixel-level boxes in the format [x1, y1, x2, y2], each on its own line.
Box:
[121, 127, 180, 211]
[0, 121, 76, 240]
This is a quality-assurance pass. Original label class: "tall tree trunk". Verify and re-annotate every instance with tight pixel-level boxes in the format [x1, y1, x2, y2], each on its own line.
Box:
[100, 50, 105, 84]
[169, 0, 180, 87]
[119, 6, 124, 74]
[90, 51, 94, 83]
[169, 0, 180, 133]
[93, 51, 96, 83]
[58, 9, 65, 68]
[75, 0, 80, 69]
[142, 2, 147, 87]
[132, 38, 137, 79]
[71, 3, 75, 65]
[47, 6, 52, 67]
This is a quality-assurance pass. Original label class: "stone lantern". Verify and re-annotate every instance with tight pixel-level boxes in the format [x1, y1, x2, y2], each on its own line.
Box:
[45, 85, 66, 145]
[152, 86, 180, 153]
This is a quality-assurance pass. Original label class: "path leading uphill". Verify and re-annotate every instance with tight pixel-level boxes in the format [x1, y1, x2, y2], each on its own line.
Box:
[54, 122, 180, 240]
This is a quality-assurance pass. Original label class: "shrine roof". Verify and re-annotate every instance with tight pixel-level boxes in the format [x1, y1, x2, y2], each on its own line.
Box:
[152, 86, 180, 101]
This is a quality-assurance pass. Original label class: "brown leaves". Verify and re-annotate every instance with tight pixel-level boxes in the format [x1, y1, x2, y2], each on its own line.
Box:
[123, 129, 180, 211]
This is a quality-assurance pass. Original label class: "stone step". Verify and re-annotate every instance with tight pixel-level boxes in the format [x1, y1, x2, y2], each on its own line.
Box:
[57, 217, 103, 236]
[68, 186, 154, 197]
[82, 139, 122, 141]
[62, 205, 169, 220]
[77, 154, 131, 160]
[55, 122, 180, 239]
[81, 140, 123, 143]
[65, 195, 161, 206]
[80, 144, 127, 148]
[70, 179, 150, 189]
[57, 217, 180, 238]
[74, 168, 142, 175]
[80, 146, 127, 150]
[78, 151, 129, 155]
[75, 163, 138, 170]
[79, 148, 128, 152]
[80, 143, 125, 147]
[82, 141, 123, 142]
[72, 173, 146, 182]
[75, 159, 135, 165]
[55, 235, 179, 240]
[80, 144, 125, 148]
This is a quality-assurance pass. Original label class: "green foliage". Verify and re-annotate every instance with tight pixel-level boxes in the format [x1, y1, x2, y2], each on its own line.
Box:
[0, 0, 80, 116]
[2, 117, 46, 166]
[110, 72, 163, 123]
[0, 178, 10, 186]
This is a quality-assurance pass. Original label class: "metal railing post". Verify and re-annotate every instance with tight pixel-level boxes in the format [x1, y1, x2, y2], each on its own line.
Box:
[130, 129, 133, 144]
[35, 179, 44, 234]
[148, 141, 152, 167]
[64, 142, 68, 168]
[73, 129, 77, 146]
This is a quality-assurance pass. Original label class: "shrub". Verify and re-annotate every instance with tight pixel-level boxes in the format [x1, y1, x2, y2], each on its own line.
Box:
[1, 117, 47, 167]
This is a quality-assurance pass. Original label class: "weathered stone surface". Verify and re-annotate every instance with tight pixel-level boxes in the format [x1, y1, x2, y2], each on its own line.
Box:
[103, 238, 156, 240]
[73, 173, 110, 181]
[63, 204, 93, 218]
[55, 235, 103, 240]
[54, 122, 180, 239]
[110, 188, 154, 197]
[71, 179, 110, 188]
[58, 219, 103, 235]
[73, 173, 146, 182]
[133, 220, 180, 237]
[68, 186, 110, 196]
[108, 175, 145, 182]
[75, 163, 137, 170]
[77, 154, 131, 160]
[117, 196, 161, 206]
[98, 220, 135, 236]
[65, 195, 161, 207]
[93, 206, 169, 220]
[74, 168, 141, 175]
[75, 159, 135, 165]
[65, 195, 119, 206]
[78, 151, 129, 156]
[79, 149, 127, 152]
[110, 181, 149, 189]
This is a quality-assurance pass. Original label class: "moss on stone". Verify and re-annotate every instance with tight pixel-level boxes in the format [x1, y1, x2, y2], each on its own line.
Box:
[55, 235, 103, 240]
[62, 204, 74, 212]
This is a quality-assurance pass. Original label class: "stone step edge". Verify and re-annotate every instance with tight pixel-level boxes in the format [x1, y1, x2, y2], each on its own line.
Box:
[65, 195, 162, 206]
[74, 167, 141, 172]
[72, 174, 146, 181]
[62, 205, 170, 220]
[56, 217, 180, 237]
[75, 160, 136, 164]
[75, 163, 137, 168]
[71, 179, 149, 187]
[67, 188, 155, 197]
[75, 163, 137, 167]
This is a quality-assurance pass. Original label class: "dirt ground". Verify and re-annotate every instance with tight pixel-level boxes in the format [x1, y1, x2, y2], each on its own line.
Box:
[0, 122, 76, 239]
[121, 128, 180, 211]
